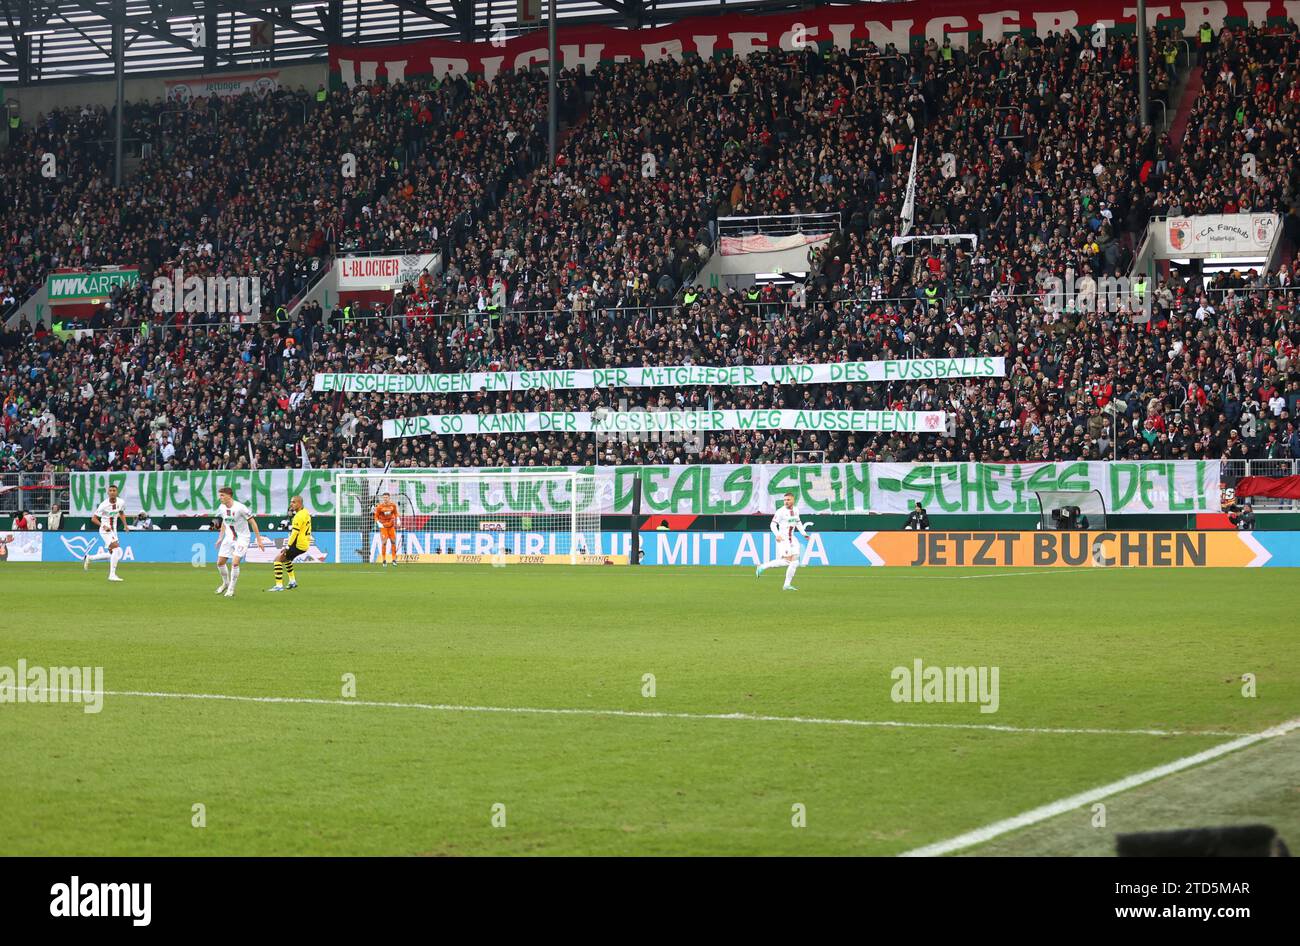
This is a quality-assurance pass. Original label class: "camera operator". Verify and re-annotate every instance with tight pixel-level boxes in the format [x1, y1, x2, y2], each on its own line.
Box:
[904, 501, 931, 531]
[1228, 499, 1256, 531]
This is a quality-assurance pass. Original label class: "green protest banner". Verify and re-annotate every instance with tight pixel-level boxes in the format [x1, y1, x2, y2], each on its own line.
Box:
[70, 461, 1217, 518]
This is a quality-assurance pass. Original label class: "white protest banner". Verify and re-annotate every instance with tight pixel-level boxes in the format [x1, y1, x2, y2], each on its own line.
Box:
[69, 461, 1220, 518]
[383, 410, 947, 439]
[316, 357, 1004, 394]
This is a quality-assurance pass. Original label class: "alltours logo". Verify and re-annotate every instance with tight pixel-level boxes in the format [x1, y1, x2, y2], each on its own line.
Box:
[59, 536, 99, 559]
[150, 268, 261, 317]
[61, 535, 133, 561]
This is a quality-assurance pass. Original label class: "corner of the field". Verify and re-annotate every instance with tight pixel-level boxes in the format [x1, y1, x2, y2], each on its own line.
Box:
[895, 715, 1300, 858]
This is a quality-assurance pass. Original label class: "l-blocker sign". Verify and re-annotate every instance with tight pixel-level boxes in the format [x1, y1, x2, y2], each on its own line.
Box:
[383, 409, 948, 439]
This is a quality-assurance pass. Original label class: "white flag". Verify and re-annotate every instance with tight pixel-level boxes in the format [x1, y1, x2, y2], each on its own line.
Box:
[300, 438, 312, 470]
[247, 440, 257, 471]
[900, 140, 918, 237]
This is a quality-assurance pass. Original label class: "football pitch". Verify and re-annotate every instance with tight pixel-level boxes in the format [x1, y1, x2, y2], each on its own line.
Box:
[2, 563, 1297, 856]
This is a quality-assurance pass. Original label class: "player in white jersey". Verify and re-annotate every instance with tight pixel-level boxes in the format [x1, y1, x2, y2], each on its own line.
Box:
[83, 483, 128, 581]
[756, 492, 811, 591]
[213, 486, 267, 598]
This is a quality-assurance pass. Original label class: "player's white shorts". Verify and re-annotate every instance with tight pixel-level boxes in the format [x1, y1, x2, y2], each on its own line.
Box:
[219, 536, 251, 560]
[775, 539, 801, 561]
[99, 529, 119, 548]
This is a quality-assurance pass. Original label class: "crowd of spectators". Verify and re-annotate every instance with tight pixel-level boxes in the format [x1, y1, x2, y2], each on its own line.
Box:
[1161, 24, 1299, 218]
[1, 91, 323, 323]
[1, 67, 560, 327]
[2, 23, 1300, 474]
[4, 264, 1297, 471]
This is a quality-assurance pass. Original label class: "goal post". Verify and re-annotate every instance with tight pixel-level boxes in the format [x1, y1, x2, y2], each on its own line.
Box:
[1034, 489, 1107, 530]
[332, 470, 611, 564]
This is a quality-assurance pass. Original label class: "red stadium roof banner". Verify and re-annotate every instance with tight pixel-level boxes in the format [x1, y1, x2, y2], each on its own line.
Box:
[329, 1, 1296, 86]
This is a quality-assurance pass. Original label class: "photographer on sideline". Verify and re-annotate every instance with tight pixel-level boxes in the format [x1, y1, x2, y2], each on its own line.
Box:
[904, 501, 931, 531]
[1229, 499, 1256, 531]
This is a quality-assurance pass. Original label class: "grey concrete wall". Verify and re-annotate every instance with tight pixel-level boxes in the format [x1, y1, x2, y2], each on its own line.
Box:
[6, 62, 326, 122]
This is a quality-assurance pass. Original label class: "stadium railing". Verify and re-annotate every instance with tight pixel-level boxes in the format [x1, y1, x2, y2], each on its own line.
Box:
[11, 279, 1296, 336]
[0, 472, 69, 516]
[1222, 459, 1300, 512]
[716, 213, 841, 241]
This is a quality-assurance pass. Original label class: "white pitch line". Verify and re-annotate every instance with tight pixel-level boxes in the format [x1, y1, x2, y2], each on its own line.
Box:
[3, 687, 1248, 739]
[898, 716, 1300, 857]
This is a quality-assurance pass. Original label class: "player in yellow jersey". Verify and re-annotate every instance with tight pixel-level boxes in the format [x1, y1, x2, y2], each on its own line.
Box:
[268, 495, 312, 592]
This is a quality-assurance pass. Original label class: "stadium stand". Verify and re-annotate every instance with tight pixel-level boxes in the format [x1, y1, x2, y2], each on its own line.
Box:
[2, 25, 1299, 473]
[1163, 24, 1299, 219]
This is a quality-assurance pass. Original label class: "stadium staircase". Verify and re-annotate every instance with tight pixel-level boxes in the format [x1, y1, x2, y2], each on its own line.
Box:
[1140, 61, 1204, 283]
[281, 83, 594, 326]
[1166, 64, 1203, 152]
[2, 282, 49, 330]
[285, 258, 337, 321]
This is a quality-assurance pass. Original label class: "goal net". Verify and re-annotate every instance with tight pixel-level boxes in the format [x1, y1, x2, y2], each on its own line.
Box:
[332, 470, 605, 564]
[1034, 489, 1107, 530]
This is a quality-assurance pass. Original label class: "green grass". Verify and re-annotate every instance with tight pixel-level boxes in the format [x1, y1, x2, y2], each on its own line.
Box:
[1, 563, 1297, 856]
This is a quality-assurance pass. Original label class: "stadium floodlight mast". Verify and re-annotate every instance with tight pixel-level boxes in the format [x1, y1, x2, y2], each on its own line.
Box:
[548, 0, 557, 164]
[113, 0, 125, 188]
[592, 404, 608, 464]
[1137, 0, 1150, 129]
